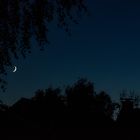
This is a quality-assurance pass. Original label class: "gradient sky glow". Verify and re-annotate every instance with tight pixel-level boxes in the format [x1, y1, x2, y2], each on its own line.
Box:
[2, 0, 140, 105]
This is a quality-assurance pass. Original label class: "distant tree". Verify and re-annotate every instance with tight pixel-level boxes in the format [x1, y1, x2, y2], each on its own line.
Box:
[65, 79, 115, 127]
[0, 0, 89, 91]
[65, 78, 94, 112]
[95, 91, 113, 118]
[32, 87, 63, 108]
[32, 87, 66, 127]
[32, 89, 45, 101]
[10, 79, 117, 128]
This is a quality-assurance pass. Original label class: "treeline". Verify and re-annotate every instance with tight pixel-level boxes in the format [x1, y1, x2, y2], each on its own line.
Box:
[0, 78, 139, 129]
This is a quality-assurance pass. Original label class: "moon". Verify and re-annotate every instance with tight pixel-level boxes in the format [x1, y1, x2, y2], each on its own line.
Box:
[13, 66, 17, 73]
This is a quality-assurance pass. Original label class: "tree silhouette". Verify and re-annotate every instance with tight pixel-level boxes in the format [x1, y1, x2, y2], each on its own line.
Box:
[65, 78, 97, 127]
[0, 0, 89, 91]
[95, 91, 113, 118]
[31, 87, 66, 127]
[65, 78, 94, 113]
[1, 78, 120, 129]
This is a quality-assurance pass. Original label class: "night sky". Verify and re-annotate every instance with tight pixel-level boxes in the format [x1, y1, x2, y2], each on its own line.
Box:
[2, 0, 140, 105]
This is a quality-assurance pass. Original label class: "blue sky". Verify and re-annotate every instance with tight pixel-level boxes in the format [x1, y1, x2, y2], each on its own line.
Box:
[2, 0, 140, 105]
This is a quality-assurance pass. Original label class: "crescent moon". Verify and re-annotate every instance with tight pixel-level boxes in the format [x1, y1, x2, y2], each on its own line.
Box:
[13, 66, 17, 73]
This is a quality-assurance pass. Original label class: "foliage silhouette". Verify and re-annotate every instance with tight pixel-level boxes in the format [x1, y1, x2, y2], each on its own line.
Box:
[7, 78, 115, 128]
[0, 78, 140, 139]
[66, 78, 94, 113]
[95, 91, 113, 118]
[65, 78, 95, 127]
[0, 0, 89, 91]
